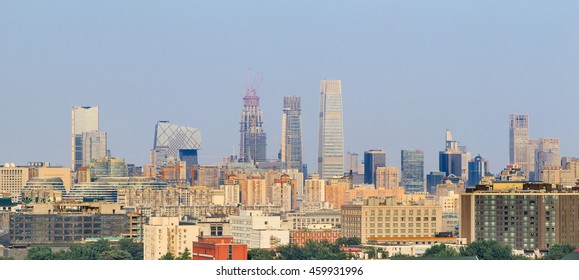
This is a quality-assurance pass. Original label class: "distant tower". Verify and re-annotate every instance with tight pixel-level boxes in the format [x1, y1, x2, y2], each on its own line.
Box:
[364, 150, 386, 185]
[468, 154, 487, 187]
[240, 87, 267, 164]
[401, 149, 425, 193]
[439, 129, 463, 178]
[72, 106, 105, 171]
[152, 121, 202, 179]
[281, 96, 302, 170]
[509, 114, 530, 176]
[318, 80, 344, 179]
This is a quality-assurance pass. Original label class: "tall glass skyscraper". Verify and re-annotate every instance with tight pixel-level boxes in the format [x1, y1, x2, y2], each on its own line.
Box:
[281, 96, 302, 170]
[318, 80, 344, 179]
[239, 88, 267, 164]
[401, 149, 425, 193]
[468, 154, 487, 187]
[72, 106, 104, 171]
[364, 150, 386, 185]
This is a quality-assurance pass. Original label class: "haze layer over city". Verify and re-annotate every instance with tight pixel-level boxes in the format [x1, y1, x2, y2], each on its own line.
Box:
[1, 1, 578, 174]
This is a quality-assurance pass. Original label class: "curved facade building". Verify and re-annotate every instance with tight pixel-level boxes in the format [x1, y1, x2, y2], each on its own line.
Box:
[66, 177, 169, 202]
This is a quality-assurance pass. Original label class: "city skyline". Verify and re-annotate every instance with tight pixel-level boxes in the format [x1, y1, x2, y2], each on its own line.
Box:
[1, 1, 579, 175]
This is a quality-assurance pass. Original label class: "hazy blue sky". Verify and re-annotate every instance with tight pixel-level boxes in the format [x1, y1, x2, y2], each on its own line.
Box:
[1, 1, 578, 174]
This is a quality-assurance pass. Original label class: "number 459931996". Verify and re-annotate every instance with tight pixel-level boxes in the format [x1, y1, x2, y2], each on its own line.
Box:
[308, 267, 363, 276]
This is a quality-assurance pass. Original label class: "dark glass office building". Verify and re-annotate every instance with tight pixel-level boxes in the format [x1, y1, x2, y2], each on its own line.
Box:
[364, 150, 386, 185]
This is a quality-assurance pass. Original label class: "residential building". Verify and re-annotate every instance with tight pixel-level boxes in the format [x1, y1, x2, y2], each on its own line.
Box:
[318, 80, 344, 179]
[341, 197, 443, 243]
[144, 217, 200, 260]
[229, 210, 289, 249]
[460, 183, 579, 250]
[375, 166, 399, 189]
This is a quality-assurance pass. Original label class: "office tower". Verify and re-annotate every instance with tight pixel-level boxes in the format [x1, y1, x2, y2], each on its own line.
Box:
[467, 155, 487, 187]
[535, 138, 561, 181]
[280, 96, 302, 170]
[364, 150, 386, 185]
[239, 88, 267, 164]
[509, 114, 530, 175]
[153, 121, 202, 180]
[89, 157, 128, 180]
[318, 80, 344, 179]
[401, 149, 425, 193]
[426, 171, 446, 194]
[71, 106, 101, 171]
[0, 164, 32, 202]
[375, 166, 399, 189]
[81, 131, 107, 167]
[439, 129, 464, 178]
[346, 152, 359, 174]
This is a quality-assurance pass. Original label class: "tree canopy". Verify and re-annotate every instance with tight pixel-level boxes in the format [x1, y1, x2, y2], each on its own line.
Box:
[25, 239, 143, 260]
[544, 244, 576, 260]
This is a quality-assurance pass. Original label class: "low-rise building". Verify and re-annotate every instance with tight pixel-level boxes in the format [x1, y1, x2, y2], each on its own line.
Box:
[192, 236, 247, 260]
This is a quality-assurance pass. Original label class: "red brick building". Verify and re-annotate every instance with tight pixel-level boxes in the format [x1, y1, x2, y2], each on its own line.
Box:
[290, 229, 341, 246]
[192, 236, 248, 260]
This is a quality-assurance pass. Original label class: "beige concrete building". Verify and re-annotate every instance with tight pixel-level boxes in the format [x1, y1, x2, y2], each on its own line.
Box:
[240, 175, 267, 206]
[541, 166, 576, 187]
[375, 166, 399, 189]
[221, 184, 241, 205]
[304, 175, 325, 204]
[341, 197, 442, 243]
[144, 217, 200, 260]
[36, 167, 72, 193]
[0, 165, 32, 201]
[282, 210, 342, 230]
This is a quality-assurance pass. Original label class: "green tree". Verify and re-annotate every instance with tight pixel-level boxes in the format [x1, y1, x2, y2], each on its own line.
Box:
[159, 252, 176, 260]
[118, 239, 144, 260]
[100, 250, 133, 260]
[459, 240, 514, 260]
[26, 246, 55, 260]
[544, 244, 576, 260]
[248, 248, 276, 260]
[423, 244, 459, 258]
[176, 248, 192, 260]
[276, 240, 350, 260]
[336, 237, 361, 247]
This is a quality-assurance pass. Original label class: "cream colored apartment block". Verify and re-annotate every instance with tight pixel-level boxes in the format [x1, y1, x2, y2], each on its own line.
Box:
[0, 166, 32, 201]
[222, 184, 241, 205]
[229, 210, 289, 248]
[144, 217, 200, 260]
[341, 197, 443, 243]
[375, 166, 399, 189]
[271, 181, 292, 212]
[305, 177, 326, 203]
[245, 178, 267, 205]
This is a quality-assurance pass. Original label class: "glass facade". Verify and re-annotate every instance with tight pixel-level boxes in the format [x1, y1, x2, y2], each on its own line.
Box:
[239, 91, 267, 164]
[318, 80, 344, 179]
[281, 96, 302, 170]
[364, 150, 386, 185]
[401, 149, 425, 193]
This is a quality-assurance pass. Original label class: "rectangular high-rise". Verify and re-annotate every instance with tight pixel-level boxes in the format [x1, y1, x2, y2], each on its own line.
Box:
[364, 150, 386, 185]
[318, 80, 344, 179]
[401, 149, 425, 193]
[71, 106, 100, 171]
[509, 114, 530, 175]
[281, 96, 302, 170]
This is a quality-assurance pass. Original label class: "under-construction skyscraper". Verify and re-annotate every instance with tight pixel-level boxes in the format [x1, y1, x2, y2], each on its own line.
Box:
[239, 87, 267, 164]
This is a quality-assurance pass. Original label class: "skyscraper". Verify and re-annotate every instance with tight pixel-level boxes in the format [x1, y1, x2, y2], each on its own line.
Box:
[318, 80, 344, 179]
[346, 152, 359, 174]
[401, 149, 425, 193]
[364, 150, 386, 185]
[152, 121, 202, 176]
[509, 114, 530, 175]
[468, 154, 487, 187]
[239, 87, 267, 164]
[81, 131, 107, 167]
[439, 129, 464, 178]
[280, 96, 302, 170]
[71, 106, 104, 171]
[534, 138, 561, 181]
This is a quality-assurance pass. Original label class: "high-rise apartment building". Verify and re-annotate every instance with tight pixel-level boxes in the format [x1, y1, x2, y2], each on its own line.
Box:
[239, 88, 267, 164]
[280, 96, 302, 170]
[72, 106, 103, 171]
[375, 166, 399, 189]
[364, 150, 386, 185]
[318, 80, 344, 179]
[509, 114, 531, 176]
[401, 149, 425, 193]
